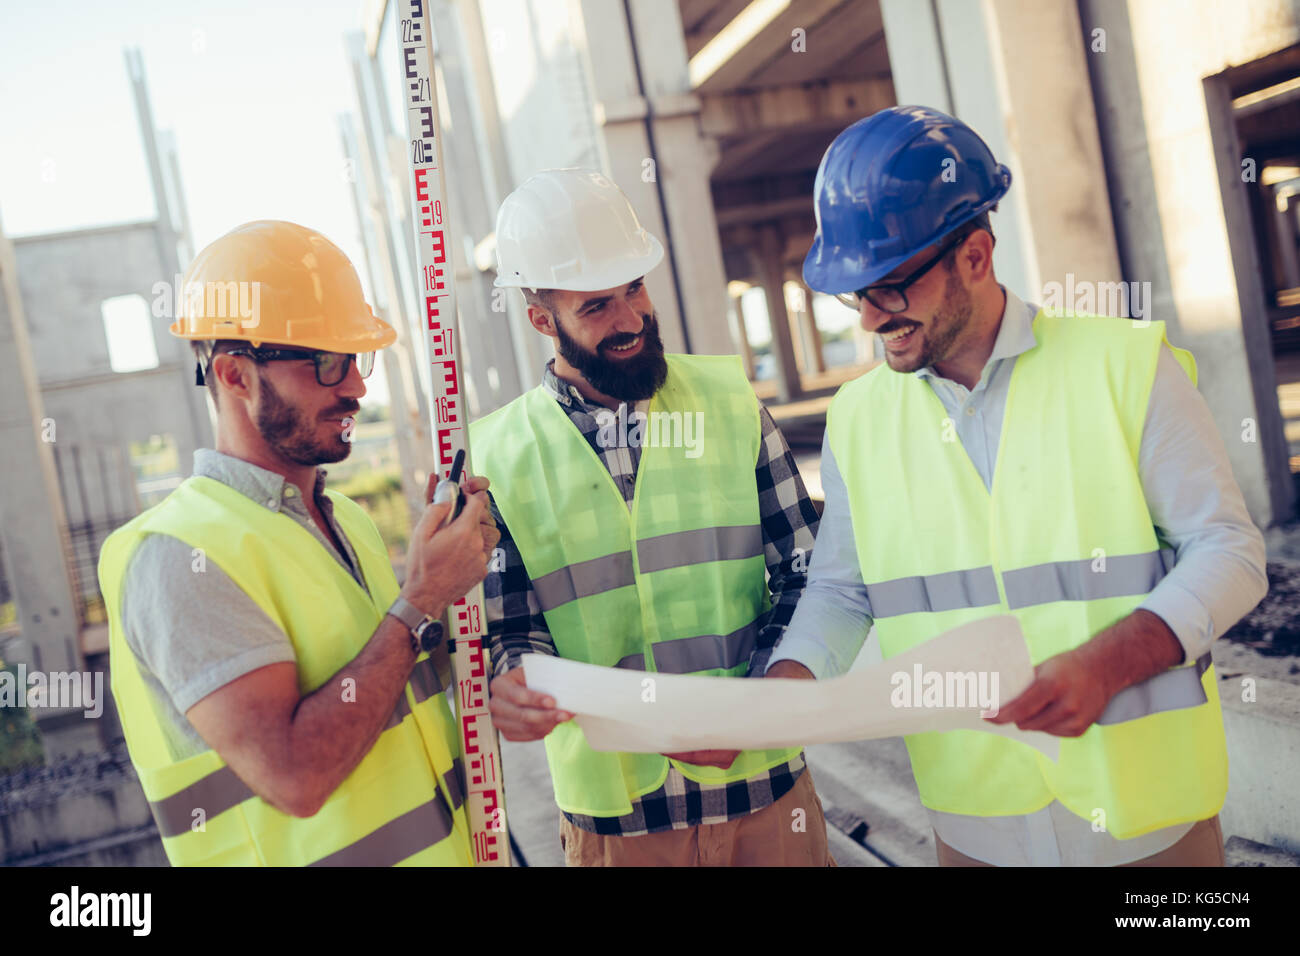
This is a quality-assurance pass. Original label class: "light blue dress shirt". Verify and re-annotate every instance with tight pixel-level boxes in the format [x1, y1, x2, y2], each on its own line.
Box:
[771, 288, 1269, 865]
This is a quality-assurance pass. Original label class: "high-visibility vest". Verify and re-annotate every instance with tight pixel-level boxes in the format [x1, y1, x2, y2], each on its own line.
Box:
[471, 354, 801, 817]
[98, 476, 474, 866]
[827, 313, 1228, 839]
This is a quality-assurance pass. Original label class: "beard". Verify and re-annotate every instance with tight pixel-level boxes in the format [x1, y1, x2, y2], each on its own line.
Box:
[255, 372, 358, 466]
[883, 266, 973, 374]
[554, 309, 668, 401]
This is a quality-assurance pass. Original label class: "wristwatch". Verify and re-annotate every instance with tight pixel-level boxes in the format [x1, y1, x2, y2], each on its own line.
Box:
[387, 595, 445, 655]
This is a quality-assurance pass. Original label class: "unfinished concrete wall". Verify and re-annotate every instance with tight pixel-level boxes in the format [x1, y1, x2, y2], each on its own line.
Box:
[13, 221, 212, 473]
[1080, 0, 1299, 527]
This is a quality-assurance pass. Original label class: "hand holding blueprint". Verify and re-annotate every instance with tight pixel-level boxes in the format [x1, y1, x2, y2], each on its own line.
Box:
[522, 615, 1060, 760]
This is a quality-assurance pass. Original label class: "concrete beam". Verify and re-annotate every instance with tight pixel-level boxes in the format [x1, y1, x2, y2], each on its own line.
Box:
[690, 0, 842, 92]
[699, 79, 894, 138]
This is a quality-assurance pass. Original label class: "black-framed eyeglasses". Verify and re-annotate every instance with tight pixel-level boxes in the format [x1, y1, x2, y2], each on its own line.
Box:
[836, 232, 969, 313]
[223, 347, 375, 387]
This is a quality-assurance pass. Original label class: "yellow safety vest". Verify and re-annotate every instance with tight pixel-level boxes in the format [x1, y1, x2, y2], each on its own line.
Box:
[471, 354, 801, 816]
[98, 476, 473, 865]
[827, 313, 1228, 839]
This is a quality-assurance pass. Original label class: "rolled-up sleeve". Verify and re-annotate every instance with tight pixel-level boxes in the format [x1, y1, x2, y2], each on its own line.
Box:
[1136, 347, 1269, 661]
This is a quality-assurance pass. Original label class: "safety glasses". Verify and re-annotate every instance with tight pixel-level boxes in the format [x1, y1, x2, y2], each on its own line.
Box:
[836, 232, 969, 313]
[224, 347, 375, 387]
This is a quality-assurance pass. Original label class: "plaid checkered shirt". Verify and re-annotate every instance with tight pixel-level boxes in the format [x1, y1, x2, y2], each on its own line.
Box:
[484, 360, 820, 836]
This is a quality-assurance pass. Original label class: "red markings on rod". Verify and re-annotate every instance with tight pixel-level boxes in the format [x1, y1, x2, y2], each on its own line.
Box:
[423, 263, 446, 293]
[434, 394, 459, 426]
[436, 427, 457, 465]
[435, 360, 460, 396]
[453, 604, 483, 638]
[429, 325, 454, 356]
[465, 741, 498, 786]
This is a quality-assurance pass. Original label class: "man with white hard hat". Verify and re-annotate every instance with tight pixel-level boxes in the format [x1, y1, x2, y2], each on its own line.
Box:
[471, 169, 831, 866]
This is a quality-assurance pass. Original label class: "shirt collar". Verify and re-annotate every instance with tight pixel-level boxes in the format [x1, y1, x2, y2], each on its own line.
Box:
[915, 286, 1038, 382]
[542, 359, 588, 409]
[192, 449, 326, 513]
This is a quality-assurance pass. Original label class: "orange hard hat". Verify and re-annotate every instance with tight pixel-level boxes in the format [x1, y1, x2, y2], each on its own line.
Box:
[169, 220, 396, 353]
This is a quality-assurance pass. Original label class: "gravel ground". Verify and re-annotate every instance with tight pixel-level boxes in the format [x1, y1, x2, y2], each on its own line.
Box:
[0, 741, 136, 815]
[1216, 560, 1300, 685]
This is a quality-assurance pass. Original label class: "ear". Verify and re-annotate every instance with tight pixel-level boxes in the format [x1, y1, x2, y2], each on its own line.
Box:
[526, 303, 559, 338]
[961, 230, 996, 284]
[210, 352, 256, 404]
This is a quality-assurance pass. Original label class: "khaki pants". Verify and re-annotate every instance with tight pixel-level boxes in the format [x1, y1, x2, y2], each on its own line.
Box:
[558, 768, 836, 866]
[934, 814, 1226, 867]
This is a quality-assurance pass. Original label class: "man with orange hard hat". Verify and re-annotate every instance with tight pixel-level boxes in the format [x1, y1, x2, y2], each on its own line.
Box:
[99, 220, 498, 866]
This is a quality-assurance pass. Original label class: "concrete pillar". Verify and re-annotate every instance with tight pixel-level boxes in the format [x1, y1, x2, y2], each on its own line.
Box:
[756, 225, 802, 404]
[883, 0, 1298, 524]
[729, 289, 757, 380]
[426, 0, 525, 413]
[347, 37, 438, 513]
[454, 0, 549, 390]
[1081, 0, 1297, 526]
[570, 0, 732, 355]
[340, 114, 427, 520]
[126, 48, 212, 464]
[0, 219, 98, 758]
[793, 279, 826, 375]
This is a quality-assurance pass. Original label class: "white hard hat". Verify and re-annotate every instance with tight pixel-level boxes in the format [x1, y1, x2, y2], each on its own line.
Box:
[494, 168, 664, 292]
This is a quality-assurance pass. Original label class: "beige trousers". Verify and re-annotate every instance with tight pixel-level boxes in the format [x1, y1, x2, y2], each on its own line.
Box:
[558, 768, 837, 867]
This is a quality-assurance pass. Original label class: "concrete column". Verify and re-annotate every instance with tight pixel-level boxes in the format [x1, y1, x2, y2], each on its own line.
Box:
[729, 290, 757, 380]
[879, 0, 953, 112]
[1081, 0, 1297, 526]
[793, 279, 826, 375]
[126, 49, 212, 464]
[340, 114, 427, 520]
[570, 0, 732, 355]
[429, 0, 524, 412]
[756, 225, 802, 404]
[0, 219, 97, 758]
[347, 36, 438, 509]
[455, 0, 549, 390]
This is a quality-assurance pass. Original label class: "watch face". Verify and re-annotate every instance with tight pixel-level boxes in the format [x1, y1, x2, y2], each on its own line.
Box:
[418, 619, 444, 654]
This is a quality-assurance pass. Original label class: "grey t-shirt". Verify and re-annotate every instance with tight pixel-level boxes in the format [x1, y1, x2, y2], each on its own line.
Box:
[120, 449, 368, 759]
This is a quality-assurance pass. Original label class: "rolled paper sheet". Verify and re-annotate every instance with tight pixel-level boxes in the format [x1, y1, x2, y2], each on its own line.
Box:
[523, 614, 1061, 761]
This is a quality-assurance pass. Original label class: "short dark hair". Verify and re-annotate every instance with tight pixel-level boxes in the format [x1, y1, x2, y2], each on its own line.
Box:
[942, 210, 996, 270]
[191, 338, 245, 406]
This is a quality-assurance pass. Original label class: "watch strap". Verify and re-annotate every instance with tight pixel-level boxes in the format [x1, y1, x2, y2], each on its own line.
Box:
[387, 595, 429, 632]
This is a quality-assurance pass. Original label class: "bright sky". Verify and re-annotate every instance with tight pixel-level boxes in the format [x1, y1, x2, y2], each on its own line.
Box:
[0, 0, 394, 405]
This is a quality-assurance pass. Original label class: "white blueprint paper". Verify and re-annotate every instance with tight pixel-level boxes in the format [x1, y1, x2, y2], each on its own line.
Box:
[522, 615, 1060, 761]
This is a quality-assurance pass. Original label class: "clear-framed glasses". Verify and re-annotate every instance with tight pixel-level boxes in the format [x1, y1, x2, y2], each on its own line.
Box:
[224, 347, 375, 387]
[835, 232, 969, 313]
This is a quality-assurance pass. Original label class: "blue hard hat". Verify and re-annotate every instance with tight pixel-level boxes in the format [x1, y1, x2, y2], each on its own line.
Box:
[803, 105, 1012, 294]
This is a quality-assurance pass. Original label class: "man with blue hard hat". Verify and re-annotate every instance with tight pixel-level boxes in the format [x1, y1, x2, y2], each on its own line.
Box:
[767, 105, 1268, 866]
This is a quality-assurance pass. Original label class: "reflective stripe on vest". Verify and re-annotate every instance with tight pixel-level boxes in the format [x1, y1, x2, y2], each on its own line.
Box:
[470, 354, 801, 817]
[828, 313, 1228, 839]
[99, 476, 473, 866]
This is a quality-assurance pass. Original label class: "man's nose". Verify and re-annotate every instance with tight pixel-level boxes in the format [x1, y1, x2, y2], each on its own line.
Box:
[337, 356, 367, 399]
[858, 296, 894, 332]
[611, 297, 644, 334]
